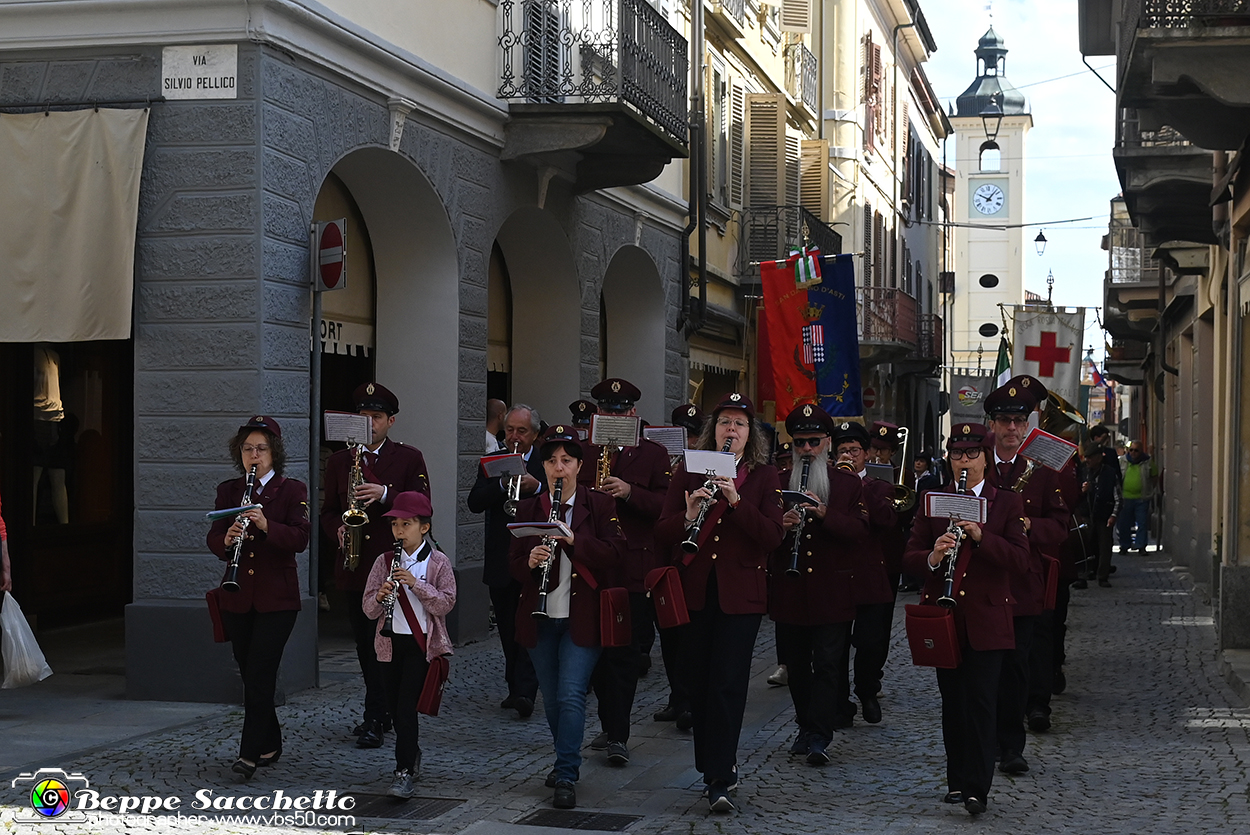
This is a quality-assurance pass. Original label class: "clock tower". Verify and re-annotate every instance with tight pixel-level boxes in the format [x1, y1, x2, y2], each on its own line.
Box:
[948, 28, 1032, 370]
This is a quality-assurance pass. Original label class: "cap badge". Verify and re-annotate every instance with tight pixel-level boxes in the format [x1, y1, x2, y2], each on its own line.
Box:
[879, 426, 888, 435]
[730, 393, 742, 402]
[1021, 378, 1030, 387]
[1009, 387, 1017, 397]
[611, 381, 621, 393]
[802, 405, 813, 417]
[840, 422, 850, 431]
[556, 425, 565, 434]
[253, 416, 263, 423]
[366, 383, 376, 395]
[687, 406, 696, 417]
[963, 425, 970, 434]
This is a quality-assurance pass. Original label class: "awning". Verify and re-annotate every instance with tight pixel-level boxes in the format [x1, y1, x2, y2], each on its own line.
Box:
[688, 346, 742, 375]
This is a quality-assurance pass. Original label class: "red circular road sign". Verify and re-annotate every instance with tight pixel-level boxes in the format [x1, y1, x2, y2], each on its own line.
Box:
[862, 387, 877, 409]
[319, 223, 344, 289]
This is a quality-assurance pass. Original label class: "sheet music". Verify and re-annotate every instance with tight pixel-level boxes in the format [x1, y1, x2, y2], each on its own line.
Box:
[590, 414, 641, 447]
[864, 463, 895, 482]
[684, 449, 736, 478]
[1019, 428, 1079, 471]
[324, 411, 372, 444]
[643, 425, 687, 456]
[924, 492, 988, 524]
[481, 453, 526, 478]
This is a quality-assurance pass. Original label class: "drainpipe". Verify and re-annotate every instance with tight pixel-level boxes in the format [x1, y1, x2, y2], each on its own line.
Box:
[680, 0, 707, 336]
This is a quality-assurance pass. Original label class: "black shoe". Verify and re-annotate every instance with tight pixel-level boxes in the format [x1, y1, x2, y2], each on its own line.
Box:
[257, 747, 282, 767]
[999, 752, 1029, 774]
[708, 784, 735, 813]
[860, 694, 882, 724]
[352, 717, 391, 736]
[513, 696, 534, 719]
[1071, 579, 1088, 590]
[637, 655, 652, 677]
[356, 719, 385, 749]
[1110, 564, 1118, 574]
[805, 739, 830, 766]
[654, 704, 683, 722]
[590, 731, 610, 750]
[606, 741, 630, 765]
[832, 713, 853, 730]
[788, 730, 810, 755]
[231, 759, 256, 780]
[1027, 708, 1051, 732]
[675, 711, 694, 732]
[545, 769, 558, 789]
[1052, 668, 1067, 695]
[1098, 579, 1112, 588]
[1118, 547, 1129, 554]
[553, 781, 576, 809]
[500, 695, 516, 710]
[964, 797, 986, 815]
[943, 791, 963, 804]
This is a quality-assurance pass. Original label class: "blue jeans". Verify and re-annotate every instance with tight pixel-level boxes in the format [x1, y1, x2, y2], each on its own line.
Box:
[527, 619, 602, 783]
[1117, 498, 1150, 550]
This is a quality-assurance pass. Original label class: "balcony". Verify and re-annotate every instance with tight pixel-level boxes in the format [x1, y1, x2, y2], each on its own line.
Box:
[858, 286, 918, 366]
[1105, 338, 1149, 385]
[498, 0, 689, 192]
[785, 43, 818, 118]
[709, 0, 747, 39]
[1113, 110, 1214, 248]
[1104, 209, 1162, 341]
[1115, 0, 1250, 149]
[735, 205, 843, 280]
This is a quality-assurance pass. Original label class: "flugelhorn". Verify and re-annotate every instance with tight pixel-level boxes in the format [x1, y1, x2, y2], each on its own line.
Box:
[936, 469, 969, 609]
[342, 442, 369, 570]
[221, 465, 257, 592]
[681, 438, 734, 554]
[533, 477, 563, 619]
[785, 455, 812, 577]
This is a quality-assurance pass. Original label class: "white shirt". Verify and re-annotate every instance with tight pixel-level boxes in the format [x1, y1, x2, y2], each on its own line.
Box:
[544, 491, 576, 620]
[486, 430, 502, 454]
[968, 480, 985, 497]
[390, 542, 430, 636]
[994, 451, 1017, 468]
[255, 469, 275, 492]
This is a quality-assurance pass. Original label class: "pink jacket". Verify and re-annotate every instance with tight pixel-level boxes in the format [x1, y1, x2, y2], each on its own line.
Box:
[362, 545, 456, 662]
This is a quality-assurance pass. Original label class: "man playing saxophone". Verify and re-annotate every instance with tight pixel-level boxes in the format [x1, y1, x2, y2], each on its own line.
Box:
[320, 382, 430, 749]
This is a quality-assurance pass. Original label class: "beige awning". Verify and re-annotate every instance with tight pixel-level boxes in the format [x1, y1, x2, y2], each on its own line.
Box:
[688, 346, 743, 375]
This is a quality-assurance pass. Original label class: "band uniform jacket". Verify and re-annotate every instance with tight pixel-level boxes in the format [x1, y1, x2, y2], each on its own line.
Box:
[1056, 460, 1084, 581]
[208, 475, 311, 614]
[508, 488, 627, 649]
[769, 464, 870, 625]
[987, 458, 1070, 616]
[321, 440, 430, 592]
[852, 477, 899, 606]
[468, 451, 546, 588]
[655, 462, 786, 616]
[577, 437, 672, 592]
[903, 482, 1030, 652]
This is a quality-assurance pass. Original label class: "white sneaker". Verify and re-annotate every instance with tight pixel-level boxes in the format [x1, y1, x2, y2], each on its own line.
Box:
[387, 769, 415, 799]
[767, 665, 788, 687]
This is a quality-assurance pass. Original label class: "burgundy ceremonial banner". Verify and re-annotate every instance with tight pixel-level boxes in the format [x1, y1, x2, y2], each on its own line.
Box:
[761, 254, 818, 419]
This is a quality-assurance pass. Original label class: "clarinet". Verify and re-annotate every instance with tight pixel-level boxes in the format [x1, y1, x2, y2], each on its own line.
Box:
[680, 438, 734, 554]
[379, 539, 404, 638]
[785, 456, 813, 577]
[532, 477, 563, 619]
[936, 469, 969, 609]
[221, 465, 257, 592]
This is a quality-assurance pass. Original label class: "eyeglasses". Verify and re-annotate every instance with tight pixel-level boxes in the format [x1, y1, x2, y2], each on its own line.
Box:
[792, 437, 824, 448]
[993, 415, 1031, 426]
[948, 448, 983, 460]
[835, 447, 863, 457]
[716, 418, 750, 429]
[241, 445, 270, 454]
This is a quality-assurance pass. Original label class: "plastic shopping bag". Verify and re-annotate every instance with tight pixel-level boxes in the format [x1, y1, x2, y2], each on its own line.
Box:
[0, 592, 53, 688]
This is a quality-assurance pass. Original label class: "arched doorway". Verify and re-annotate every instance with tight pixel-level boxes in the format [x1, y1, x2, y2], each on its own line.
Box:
[601, 245, 666, 423]
[493, 207, 581, 422]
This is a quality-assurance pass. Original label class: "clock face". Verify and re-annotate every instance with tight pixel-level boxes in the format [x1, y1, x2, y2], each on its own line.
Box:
[973, 183, 1005, 215]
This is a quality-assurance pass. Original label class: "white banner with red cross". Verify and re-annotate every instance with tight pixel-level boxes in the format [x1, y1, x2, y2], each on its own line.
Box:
[1010, 307, 1085, 405]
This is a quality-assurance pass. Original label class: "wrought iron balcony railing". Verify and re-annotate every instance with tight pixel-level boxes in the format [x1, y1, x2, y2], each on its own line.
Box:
[1119, 0, 1250, 81]
[498, 0, 689, 145]
[785, 43, 818, 115]
[1107, 222, 1163, 285]
[913, 313, 943, 362]
[736, 205, 843, 278]
[1117, 109, 1194, 149]
[859, 286, 918, 347]
[717, 0, 746, 24]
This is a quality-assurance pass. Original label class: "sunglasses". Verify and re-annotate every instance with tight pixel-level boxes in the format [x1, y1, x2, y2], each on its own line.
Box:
[792, 437, 824, 448]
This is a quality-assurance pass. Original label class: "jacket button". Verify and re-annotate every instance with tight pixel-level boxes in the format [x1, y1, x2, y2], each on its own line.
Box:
[714, 536, 719, 542]
[248, 569, 254, 575]
[805, 534, 811, 540]
[571, 573, 578, 578]
[711, 554, 717, 560]
[959, 590, 965, 596]
[806, 551, 812, 557]
[717, 518, 722, 524]
[807, 567, 813, 574]
[366, 535, 371, 540]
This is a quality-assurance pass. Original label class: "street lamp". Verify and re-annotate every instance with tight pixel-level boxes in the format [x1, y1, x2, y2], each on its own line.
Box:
[1034, 230, 1047, 256]
[1046, 269, 1055, 307]
[980, 94, 1004, 143]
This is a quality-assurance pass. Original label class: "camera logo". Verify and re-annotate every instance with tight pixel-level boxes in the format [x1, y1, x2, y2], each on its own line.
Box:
[12, 768, 90, 824]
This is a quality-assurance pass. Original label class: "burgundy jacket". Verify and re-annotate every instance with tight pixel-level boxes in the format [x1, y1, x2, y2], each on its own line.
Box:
[208, 474, 311, 613]
[987, 457, 1070, 616]
[852, 476, 899, 606]
[655, 461, 785, 615]
[578, 437, 672, 591]
[508, 487, 627, 648]
[769, 464, 870, 625]
[903, 481, 1030, 652]
[320, 439, 430, 591]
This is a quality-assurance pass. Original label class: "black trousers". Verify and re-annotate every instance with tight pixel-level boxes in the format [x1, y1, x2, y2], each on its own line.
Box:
[658, 620, 689, 713]
[490, 581, 538, 700]
[635, 594, 656, 657]
[382, 634, 430, 773]
[840, 597, 894, 706]
[346, 591, 390, 723]
[937, 646, 1006, 802]
[591, 592, 646, 743]
[1028, 582, 1071, 715]
[776, 620, 851, 744]
[681, 584, 761, 786]
[221, 608, 298, 761]
[996, 614, 1036, 757]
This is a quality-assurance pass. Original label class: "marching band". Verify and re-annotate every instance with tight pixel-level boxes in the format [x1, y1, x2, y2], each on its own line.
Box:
[206, 373, 1090, 817]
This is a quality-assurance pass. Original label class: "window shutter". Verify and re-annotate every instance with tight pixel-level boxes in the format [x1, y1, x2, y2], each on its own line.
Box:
[729, 82, 745, 208]
[745, 93, 786, 207]
[785, 128, 802, 243]
[800, 139, 829, 222]
[779, 0, 813, 34]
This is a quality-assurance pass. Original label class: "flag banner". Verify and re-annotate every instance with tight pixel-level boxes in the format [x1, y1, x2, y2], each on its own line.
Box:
[994, 337, 1012, 387]
[950, 373, 994, 424]
[793, 247, 822, 287]
[760, 253, 862, 420]
[1011, 307, 1085, 405]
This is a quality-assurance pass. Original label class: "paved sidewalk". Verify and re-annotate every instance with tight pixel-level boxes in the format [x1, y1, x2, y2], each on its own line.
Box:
[3, 548, 1249, 834]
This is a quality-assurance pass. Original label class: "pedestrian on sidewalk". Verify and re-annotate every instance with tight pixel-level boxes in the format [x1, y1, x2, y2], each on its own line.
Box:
[363, 491, 457, 800]
[1081, 446, 1120, 588]
[1117, 442, 1157, 554]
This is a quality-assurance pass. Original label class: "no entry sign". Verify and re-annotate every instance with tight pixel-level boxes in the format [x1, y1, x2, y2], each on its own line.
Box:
[862, 387, 877, 409]
[316, 219, 346, 291]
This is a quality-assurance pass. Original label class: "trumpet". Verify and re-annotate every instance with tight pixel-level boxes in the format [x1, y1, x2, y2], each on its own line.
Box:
[680, 438, 734, 554]
[221, 465, 257, 592]
[379, 539, 404, 638]
[936, 469, 969, 609]
[342, 443, 369, 571]
[504, 441, 523, 517]
[785, 455, 812, 578]
[533, 477, 563, 619]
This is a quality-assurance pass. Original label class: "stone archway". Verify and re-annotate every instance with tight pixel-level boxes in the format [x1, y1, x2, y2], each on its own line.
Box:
[601, 245, 666, 424]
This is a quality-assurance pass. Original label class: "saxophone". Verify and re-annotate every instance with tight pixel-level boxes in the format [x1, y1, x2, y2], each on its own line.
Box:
[379, 539, 404, 638]
[342, 443, 369, 570]
[1012, 458, 1039, 493]
[595, 443, 614, 489]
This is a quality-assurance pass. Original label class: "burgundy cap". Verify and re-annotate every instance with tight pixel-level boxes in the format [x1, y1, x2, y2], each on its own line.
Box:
[240, 415, 282, 438]
[832, 420, 870, 449]
[383, 491, 433, 518]
[672, 403, 705, 434]
[947, 422, 995, 450]
[869, 421, 902, 450]
[569, 399, 598, 425]
[713, 392, 755, 421]
[353, 382, 399, 415]
[785, 403, 834, 437]
[984, 375, 1047, 416]
[591, 378, 642, 410]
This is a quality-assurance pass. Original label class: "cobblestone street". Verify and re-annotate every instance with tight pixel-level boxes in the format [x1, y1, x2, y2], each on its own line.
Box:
[4, 548, 1249, 834]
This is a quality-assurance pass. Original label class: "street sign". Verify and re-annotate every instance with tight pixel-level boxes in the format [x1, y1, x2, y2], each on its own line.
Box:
[863, 387, 877, 409]
[315, 219, 346, 291]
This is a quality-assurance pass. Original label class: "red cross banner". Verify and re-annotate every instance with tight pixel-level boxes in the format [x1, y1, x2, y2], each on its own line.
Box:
[1010, 307, 1085, 405]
